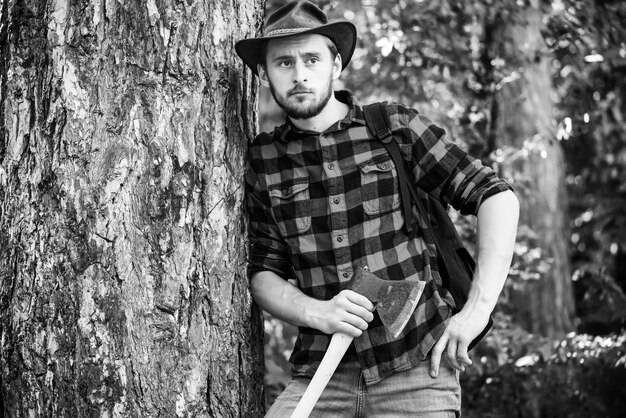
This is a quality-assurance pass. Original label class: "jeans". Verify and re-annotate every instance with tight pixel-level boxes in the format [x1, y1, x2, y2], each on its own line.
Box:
[266, 355, 461, 417]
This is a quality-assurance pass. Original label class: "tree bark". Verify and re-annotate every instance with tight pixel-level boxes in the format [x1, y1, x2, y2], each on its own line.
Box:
[0, 0, 265, 416]
[493, 0, 576, 338]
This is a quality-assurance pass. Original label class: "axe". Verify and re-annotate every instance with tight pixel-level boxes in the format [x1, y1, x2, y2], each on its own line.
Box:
[290, 267, 425, 418]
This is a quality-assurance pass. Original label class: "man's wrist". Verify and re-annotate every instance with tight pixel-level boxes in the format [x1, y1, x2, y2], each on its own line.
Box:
[297, 294, 323, 330]
[460, 281, 498, 319]
[458, 299, 493, 321]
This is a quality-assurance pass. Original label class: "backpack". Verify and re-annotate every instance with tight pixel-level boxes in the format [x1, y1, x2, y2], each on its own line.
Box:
[363, 102, 493, 350]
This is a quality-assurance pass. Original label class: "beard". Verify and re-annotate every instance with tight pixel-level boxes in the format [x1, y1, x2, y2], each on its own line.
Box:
[268, 77, 333, 120]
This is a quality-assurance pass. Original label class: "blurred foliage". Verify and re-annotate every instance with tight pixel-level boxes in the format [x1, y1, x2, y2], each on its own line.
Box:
[463, 313, 626, 417]
[258, 0, 626, 415]
[263, 313, 298, 408]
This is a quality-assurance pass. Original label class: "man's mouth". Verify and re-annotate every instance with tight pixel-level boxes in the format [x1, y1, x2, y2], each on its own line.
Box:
[289, 88, 313, 96]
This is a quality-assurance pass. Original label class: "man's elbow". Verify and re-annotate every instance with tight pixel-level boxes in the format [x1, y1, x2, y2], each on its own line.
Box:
[250, 270, 292, 301]
[250, 271, 266, 300]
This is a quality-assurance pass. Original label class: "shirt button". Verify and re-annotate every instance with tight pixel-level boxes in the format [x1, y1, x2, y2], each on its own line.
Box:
[328, 163, 334, 170]
[333, 197, 340, 204]
[337, 235, 343, 242]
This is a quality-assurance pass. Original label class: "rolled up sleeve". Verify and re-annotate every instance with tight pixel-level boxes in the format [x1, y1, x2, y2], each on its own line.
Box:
[245, 165, 293, 281]
[408, 112, 513, 216]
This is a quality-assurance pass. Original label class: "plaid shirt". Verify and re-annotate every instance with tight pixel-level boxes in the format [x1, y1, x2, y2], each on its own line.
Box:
[246, 91, 512, 384]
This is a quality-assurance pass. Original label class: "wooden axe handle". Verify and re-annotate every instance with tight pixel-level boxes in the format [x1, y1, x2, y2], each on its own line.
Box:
[290, 332, 354, 418]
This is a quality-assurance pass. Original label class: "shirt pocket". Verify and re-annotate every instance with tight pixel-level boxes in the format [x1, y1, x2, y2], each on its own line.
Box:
[358, 155, 401, 216]
[267, 177, 312, 238]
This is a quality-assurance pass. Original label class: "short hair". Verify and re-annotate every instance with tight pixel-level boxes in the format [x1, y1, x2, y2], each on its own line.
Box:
[259, 35, 339, 71]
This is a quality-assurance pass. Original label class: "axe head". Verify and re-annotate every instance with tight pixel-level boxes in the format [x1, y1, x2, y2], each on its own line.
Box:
[350, 266, 425, 339]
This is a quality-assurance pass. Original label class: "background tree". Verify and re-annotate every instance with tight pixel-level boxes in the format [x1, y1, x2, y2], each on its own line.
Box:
[487, 0, 576, 338]
[0, 0, 265, 416]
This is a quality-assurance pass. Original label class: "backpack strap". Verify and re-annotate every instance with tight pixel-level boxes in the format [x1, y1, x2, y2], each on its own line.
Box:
[362, 102, 419, 237]
[362, 102, 456, 244]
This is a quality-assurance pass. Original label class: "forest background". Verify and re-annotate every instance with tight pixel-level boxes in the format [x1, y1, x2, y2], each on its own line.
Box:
[259, 0, 626, 416]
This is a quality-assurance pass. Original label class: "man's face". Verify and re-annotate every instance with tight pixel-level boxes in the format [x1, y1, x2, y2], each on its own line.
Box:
[259, 34, 342, 120]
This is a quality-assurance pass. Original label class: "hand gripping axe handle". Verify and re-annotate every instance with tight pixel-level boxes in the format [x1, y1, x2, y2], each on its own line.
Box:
[290, 267, 425, 418]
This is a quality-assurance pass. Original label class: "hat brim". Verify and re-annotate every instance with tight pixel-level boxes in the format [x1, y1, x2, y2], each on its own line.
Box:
[235, 21, 357, 76]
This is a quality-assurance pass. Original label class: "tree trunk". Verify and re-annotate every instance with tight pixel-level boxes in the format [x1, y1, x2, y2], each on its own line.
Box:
[493, 0, 575, 338]
[0, 0, 265, 416]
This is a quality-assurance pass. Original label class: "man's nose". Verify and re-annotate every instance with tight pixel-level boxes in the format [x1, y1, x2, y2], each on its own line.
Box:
[293, 60, 307, 83]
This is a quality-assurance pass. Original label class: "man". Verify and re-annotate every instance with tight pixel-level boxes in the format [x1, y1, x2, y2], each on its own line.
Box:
[235, 1, 519, 416]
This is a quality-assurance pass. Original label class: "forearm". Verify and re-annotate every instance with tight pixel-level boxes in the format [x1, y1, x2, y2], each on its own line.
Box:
[463, 190, 519, 316]
[250, 270, 374, 336]
[251, 270, 318, 328]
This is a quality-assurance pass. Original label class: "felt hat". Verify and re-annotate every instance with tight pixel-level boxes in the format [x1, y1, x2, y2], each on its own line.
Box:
[235, 1, 357, 75]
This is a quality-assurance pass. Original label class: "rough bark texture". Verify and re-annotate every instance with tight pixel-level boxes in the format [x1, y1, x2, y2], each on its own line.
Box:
[0, 0, 265, 416]
[494, 0, 576, 338]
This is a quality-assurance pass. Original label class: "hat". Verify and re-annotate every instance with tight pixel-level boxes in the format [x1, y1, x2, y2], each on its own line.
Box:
[235, 1, 357, 75]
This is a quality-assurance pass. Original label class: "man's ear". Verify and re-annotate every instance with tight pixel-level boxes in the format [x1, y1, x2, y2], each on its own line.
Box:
[332, 54, 342, 80]
[258, 65, 270, 87]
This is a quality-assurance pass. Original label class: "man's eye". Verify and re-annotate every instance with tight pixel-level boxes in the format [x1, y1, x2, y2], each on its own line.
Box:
[308, 58, 319, 64]
[279, 60, 292, 67]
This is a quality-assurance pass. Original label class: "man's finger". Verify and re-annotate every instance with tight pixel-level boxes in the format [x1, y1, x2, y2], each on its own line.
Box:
[341, 294, 374, 323]
[345, 304, 375, 322]
[343, 311, 370, 331]
[337, 318, 364, 338]
[429, 334, 448, 378]
[446, 339, 464, 372]
[345, 291, 375, 312]
[456, 341, 472, 367]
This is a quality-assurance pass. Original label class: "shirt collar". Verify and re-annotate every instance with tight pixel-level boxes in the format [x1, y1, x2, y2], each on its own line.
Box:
[277, 90, 366, 142]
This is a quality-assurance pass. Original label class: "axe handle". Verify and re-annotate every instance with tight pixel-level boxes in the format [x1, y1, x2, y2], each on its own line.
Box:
[290, 332, 354, 418]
